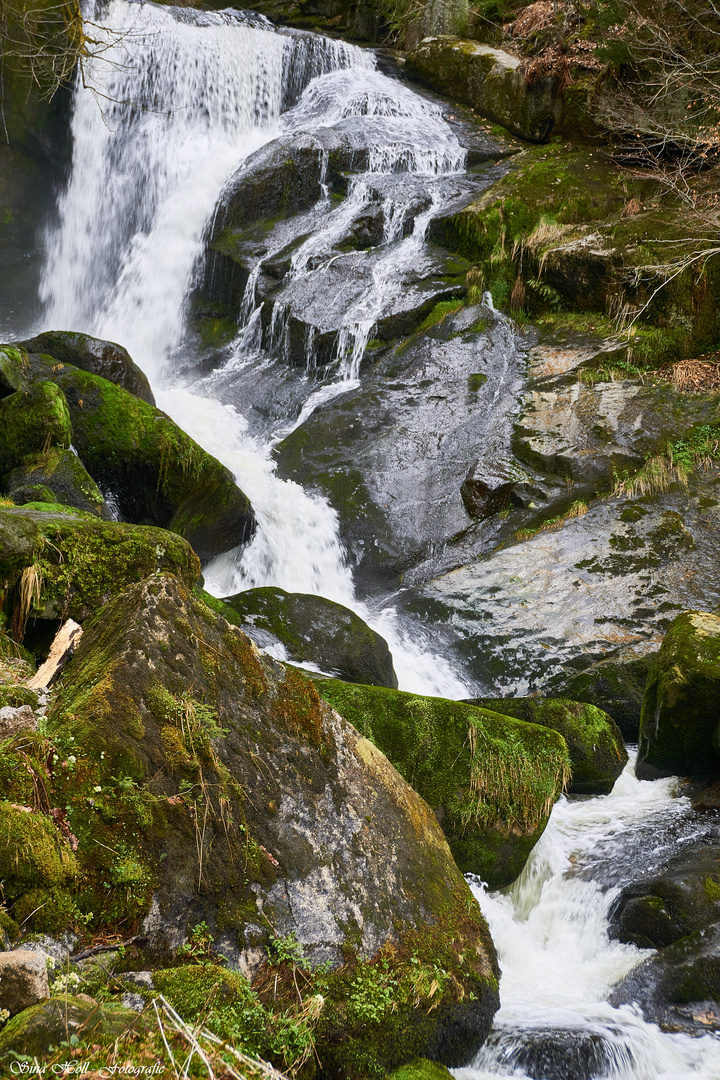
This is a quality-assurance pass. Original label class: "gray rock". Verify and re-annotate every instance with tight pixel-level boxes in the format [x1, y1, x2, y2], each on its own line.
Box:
[120, 992, 145, 1012]
[20, 932, 77, 964]
[0, 705, 37, 739]
[0, 950, 50, 1016]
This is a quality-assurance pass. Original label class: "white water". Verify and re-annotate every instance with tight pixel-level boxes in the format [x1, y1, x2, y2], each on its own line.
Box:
[40, 0, 469, 697]
[458, 758, 720, 1079]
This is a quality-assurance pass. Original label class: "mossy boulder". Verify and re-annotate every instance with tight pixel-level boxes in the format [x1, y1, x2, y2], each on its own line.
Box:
[466, 697, 627, 794]
[20, 331, 156, 405]
[223, 586, 398, 688]
[0, 346, 28, 398]
[406, 37, 563, 142]
[0, 382, 71, 478]
[390, 1061, 454, 1080]
[34, 572, 499, 1073]
[6, 447, 107, 517]
[610, 922, 720, 1035]
[0, 802, 78, 932]
[314, 678, 570, 887]
[20, 356, 255, 558]
[610, 843, 720, 950]
[637, 611, 720, 780]
[0, 506, 201, 629]
[0, 995, 141, 1058]
[551, 653, 654, 741]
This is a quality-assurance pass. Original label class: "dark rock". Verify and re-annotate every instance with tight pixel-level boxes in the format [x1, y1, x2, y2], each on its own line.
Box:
[314, 678, 570, 888]
[6, 448, 107, 518]
[610, 843, 720, 949]
[550, 653, 654, 741]
[637, 611, 720, 780]
[609, 922, 720, 1035]
[20, 331, 155, 405]
[22, 358, 255, 558]
[460, 469, 513, 519]
[465, 697, 627, 794]
[222, 586, 398, 688]
[481, 1025, 614, 1080]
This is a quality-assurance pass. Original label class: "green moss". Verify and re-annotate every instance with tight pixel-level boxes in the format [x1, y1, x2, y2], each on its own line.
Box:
[0, 801, 78, 903]
[0, 381, 71, 476]
[704, 877, 720, 903]
[390, 1060, 454, 1080]
[314, 679, 569, 887]
[0, 506, 201, 629]
[638, 611, 720, 777]
[468, 698, 627, 794]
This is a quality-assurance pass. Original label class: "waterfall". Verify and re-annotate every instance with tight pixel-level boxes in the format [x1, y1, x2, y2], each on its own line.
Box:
[39, 0, 469, 699]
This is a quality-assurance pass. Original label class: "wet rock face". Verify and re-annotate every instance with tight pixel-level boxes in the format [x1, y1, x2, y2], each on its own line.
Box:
[465, 697, 627, 795]
[274, 304, 524, 590]
[42, 573, 499, 1067]
[222, 586, 398, 687]
[406, 36, 563, 142]
[313, 678, 570, 888]
[398, 482, 720, 696]
[637, 611, 720, 780]
[552, 653, 653, 742]
[610, 922, 720, 1036]
[609, 843, 720, 950]
[19, 331, 156, 405]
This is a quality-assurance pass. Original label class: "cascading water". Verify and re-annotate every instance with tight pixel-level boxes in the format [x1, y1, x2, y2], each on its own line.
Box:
[458, 757, 720, 1080]
[40, 0, 469, 697]
[35, 5, 720, 1076]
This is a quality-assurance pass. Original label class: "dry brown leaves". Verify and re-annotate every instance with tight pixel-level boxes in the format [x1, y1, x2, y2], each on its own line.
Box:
[653, 355, 720, 391]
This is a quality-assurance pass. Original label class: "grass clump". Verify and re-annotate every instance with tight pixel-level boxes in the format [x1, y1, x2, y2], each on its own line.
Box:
[515, 500, 588, 542]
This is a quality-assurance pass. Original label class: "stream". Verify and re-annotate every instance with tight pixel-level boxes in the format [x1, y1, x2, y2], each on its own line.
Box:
[24, 1, 720, 1076]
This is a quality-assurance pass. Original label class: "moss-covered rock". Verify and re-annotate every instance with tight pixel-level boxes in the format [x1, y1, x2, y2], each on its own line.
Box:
[610, 922, 720, 1035]
[0, 995, 141, 1058]
[33, 572, 499, 1072]
[0, 506, 201, 630]
[0, 802, 78, 932]
[0, 346, 28, 397]
[223, 586, 398, 688]
[390, 1061, 454, 1080]
[551, 653, 654, 741]
[406, 36, 563, 142]
[20, 330, 155, 405]
[610, 842, 720, 950]
[0, 382, 71, 478]
[314, 678, 570, 887]
[637, 611, 720, 780]
[466, 697, 627, 794]
[20, 356, 255, 557]
[6, 447, 107, 517]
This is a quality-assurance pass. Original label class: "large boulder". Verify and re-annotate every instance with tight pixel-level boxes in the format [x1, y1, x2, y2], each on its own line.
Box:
[19, 331, 155, 405]
[406, 37, 563, 142]
[466, 697, 627, 794]
[637, 611, 720, 780]
[19, 354, 255, 558]
[314, 678, 570, 888]
[610, 842, 720, 950]
[0, 506, 201, 629]
[551, 653, 654, 741]
[30, 572, 500, 1073]
[609, 922, 720, 1036]
[222, 586, 398, 688]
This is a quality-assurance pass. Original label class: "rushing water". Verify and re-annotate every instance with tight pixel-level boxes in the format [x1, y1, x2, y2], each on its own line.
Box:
[34, 4, 720, 1075]
[459, 757, 720, 1080]
[40, 0, 470, 696]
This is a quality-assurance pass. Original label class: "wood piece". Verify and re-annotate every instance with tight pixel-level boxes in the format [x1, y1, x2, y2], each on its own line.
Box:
[27, 619, 83, 690]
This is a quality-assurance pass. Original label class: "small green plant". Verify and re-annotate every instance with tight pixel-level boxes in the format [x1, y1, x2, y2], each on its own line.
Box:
[178, 920, 220, 965]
